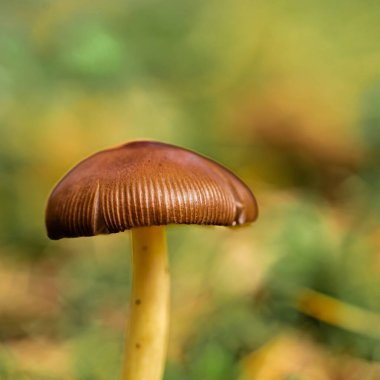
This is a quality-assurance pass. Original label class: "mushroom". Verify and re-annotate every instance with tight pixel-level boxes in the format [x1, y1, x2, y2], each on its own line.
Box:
[45, 141, 258, 380]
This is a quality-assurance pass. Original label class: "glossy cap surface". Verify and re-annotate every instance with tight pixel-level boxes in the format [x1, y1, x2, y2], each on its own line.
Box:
[46, 141, 258, 239]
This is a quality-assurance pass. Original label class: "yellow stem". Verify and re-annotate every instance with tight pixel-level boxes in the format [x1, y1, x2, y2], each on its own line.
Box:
[121, 226, 170, 380]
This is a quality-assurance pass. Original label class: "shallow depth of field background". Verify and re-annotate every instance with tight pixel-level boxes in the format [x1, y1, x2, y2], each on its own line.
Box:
[1, 1, 380, 379]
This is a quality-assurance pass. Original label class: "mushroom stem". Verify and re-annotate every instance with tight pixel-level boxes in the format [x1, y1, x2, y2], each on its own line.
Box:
[121, 226, 170, 380]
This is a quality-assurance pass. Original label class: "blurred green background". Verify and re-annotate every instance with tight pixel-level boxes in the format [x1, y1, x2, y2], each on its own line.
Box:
[1, 1, 380, 379]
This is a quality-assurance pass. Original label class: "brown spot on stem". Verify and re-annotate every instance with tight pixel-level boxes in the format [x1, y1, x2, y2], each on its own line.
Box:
[135, 299, 141, 305]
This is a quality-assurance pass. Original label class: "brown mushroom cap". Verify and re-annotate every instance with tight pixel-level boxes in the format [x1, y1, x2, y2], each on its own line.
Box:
[46, 141, 258, 240]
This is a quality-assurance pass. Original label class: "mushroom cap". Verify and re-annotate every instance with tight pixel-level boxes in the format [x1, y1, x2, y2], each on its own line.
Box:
[46, 141, 258, 240]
